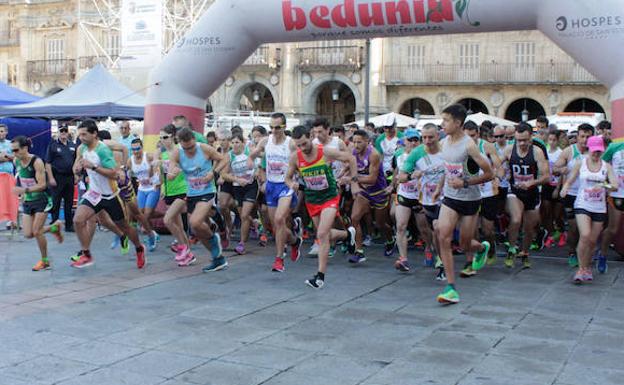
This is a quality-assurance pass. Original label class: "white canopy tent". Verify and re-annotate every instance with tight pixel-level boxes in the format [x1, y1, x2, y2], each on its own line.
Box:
[528, 113, 606, 132]
[347, 112, 416, 128]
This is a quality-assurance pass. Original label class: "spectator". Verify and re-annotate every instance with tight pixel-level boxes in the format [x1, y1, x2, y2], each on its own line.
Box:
[45, 124, 77, 232]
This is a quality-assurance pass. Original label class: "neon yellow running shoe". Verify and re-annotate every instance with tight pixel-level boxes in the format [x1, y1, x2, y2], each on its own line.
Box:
[505, 246, 517, 268]
[120, 236, 130, 255]
[472, 241, 490, 271]
[436, 285, 459, 304]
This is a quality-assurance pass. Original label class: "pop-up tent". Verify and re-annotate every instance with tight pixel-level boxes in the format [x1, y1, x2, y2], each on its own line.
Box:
[347, 112, 417, 128]
[528, 113, 606, 132]
[0, 65, 145, 120]
[0, 81, 50, 159]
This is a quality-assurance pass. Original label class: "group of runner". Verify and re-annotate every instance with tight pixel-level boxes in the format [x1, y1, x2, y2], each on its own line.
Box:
[12, 104, 622, 304]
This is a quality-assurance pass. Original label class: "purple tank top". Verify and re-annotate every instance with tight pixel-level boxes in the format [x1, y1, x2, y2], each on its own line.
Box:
[354, 145, 387, 193]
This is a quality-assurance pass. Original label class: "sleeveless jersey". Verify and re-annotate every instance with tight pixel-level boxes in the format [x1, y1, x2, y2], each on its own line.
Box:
[566, 144, 583, 196]
[179, 143, 216, 197]
[495, 142, 511, 189]
[131, 153, 157, 192]
[354, 145, 387, 194]
[265, 135, 291, 183]
[509, 143, 538, 197]
[229, 148, 255, 186]
[297, 145, 337, 204]
[478, 139, 497, 198]
[395, 148, 419, 200]
[161, 149, 187, 197]
[547, 148, 563, 187]
[440, 135, 480, 201]
[575, 158, 608, 214]
[602, 142, 624, 198]
[15, 156, 47, 202]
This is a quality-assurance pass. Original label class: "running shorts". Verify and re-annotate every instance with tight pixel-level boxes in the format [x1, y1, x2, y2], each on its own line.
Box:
[265, 181, 297, 208]
[442, 197, 481, 217]
[306, 195, 341, 218]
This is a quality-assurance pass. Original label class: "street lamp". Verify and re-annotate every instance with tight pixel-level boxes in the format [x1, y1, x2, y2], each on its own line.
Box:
[331, 88, 340, 102]
[413, 108, 421, 122]
[252, 89, 260, 102]
[521, 109, 529, 122]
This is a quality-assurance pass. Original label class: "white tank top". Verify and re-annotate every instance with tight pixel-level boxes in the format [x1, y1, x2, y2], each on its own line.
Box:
[495, 143, 510, 189]
[548, 148, 563, 187]
[478, 140, 496, 198]
[265, 135, 291, 183]
[566, 145, 583, 196]
[132, 153, 156, 192]
[380, 136, 399, 175]
[313, 136, 343, 178]
[441, 135, 481, 202]
[229, 148, 255, 187]
[575, 158, 608, 214]
[396, 150, 419, 200]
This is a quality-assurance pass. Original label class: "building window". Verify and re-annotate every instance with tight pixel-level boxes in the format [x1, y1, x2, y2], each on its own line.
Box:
[406, 44, 425, 70]
[105, 32, 120, 57]
[515, 42, 535, 68]
[459, 43, 479, 69]
[46, 38, 65, 61]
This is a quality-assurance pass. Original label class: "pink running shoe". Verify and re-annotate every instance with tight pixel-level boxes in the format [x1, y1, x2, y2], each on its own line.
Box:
[558, 232, 568, 248]
[175, 245, 191, 262]
[178, 252, 196, 267]
[544, 236, 555, 248]
[235, 242, 246, 255]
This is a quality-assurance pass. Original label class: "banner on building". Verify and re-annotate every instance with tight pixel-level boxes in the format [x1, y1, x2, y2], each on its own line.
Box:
[120, 0, 163, 68]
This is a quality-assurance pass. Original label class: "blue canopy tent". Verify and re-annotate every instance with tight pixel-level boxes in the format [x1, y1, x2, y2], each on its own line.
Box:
[0, 82, 51, 159]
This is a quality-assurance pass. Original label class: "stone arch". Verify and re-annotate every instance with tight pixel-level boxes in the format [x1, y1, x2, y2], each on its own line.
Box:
[504, 97, 547, 122]
[396, 96, 436, 116]
[456, 97, 489, 114]
[225, 76, 279, 112]
[301, 73, 362, 116]
[563, 98, 606, 114]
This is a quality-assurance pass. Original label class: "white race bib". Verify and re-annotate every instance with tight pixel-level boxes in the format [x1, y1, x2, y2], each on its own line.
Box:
[83, 190, 102, 206]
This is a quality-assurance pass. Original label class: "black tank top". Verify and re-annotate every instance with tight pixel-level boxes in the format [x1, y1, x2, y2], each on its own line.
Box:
[509, 143, 538, 195]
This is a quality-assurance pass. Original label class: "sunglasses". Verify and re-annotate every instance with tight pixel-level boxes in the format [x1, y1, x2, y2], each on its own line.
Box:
[407, 138, 420, 142]
[11, 148, 19, 152]
[160, 135, 171, 140]
[131, 147, 142, 152]
[493, 135, 504, 139]
[59, 128, 69, 133]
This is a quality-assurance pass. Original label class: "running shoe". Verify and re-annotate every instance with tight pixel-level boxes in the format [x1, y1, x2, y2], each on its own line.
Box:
[530, 241, 540, 251]
[177, 252, 196, 267]
[505, 246, 517, 268]
[340, 242, 348, 254]
[291, 234, 303, 262]
[110, 235, 121, 249]
[552, 230, 561, 242]
[271, 257, 285, 272]
[414, 239, 425, 249]
[472, 241, 490, 271]
[175, 244, 191, 262]
[348, 250, 366, 264]
[259, 233, 268, 247]
[573, 268, 584, 284]
[308, 240, 319, 256]
[154, 231, 161, 243]
[235, 242, 246, 255]
[148, 234, 157, 252]
[120, 236, 130, 255]
[544, 236, 555, 248]
[460, 262, 477, 277]
[568, 252, 579, 268]
[189, 235, 199, 245]
[437, 285, 459, 304]
[362, 234, 373, 247]
[293, 217, 303, 239]
[209, 233, 222, 259]
[486, 253, 497, 266]
[32, 259, 50, 271]
[558, 231, 568, 247]
[384, 238, 396, 257]
[50, 220, 64, 243]
[346, 226, 356, 254]
[434, 255, 443, 269]
[71, 254, 94, 269]
[452, 244, 464, 255]
[250, 225, 259, 240]
[136, 245, 146, 269]
[305, 273, 324, 289]
[329, 246, 335, 258]
[69, 250, 83, 262]
[583, 268, 594, 282]
[520, 254, 531, 269]
[597, 254, 608, 274]
[435, 267, 446, 281]
[203, 256, 228, 272]
[170, 240, 179, 253]
[424, 248, 434, 267]
[394, 257, 410, 272]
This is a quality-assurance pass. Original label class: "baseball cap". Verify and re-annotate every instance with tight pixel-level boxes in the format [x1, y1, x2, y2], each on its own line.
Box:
[587, 135, 605, 153]
[405, 128, 420, 140]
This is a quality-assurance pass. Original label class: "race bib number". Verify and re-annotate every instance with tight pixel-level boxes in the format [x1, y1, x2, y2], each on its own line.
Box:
[445, 163, 463, 179]
[188, 177, 209, 191]
[618, 174, 624, 190]
[83, 190, 101, 206]
[304, 174, 329, 191]
[403, 180, 419, 193]
[583, 187, 604, 203]
[20, 177, 36, 188]
[140, 178, 151, 186]
[268, 161, 286, 177]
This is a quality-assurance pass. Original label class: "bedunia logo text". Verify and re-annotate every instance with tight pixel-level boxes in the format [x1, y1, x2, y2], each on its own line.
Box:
[282, 0, 455, 31]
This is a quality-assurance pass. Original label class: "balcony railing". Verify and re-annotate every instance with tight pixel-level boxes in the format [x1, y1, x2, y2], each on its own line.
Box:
[0, 31, 20, 47]
[297, 45, 364, 70]
[27, 59, 76, 81]
[241, 46, 281, 71]
[78, 55, 120, 70]
[384, 62, 600, 85]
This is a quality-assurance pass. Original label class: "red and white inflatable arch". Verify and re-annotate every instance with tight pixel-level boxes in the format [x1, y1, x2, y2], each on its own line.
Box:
[144, 0, 624, 148]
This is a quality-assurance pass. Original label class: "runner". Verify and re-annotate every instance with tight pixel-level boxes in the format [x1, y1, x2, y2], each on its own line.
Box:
[374, 116, 404, 185]
[129, 138, 160, 251]
[285, 125, 358, 288]
[216, 129, 234, 248]
[248, 113, 303, 272]
[350, 129, 395, 263]
[221, 132, 258, 255]
[493, 125, 511, 244]
[463, 121, 502, 274]
[167, 127, 227, 271]
[500, 123, 550, 269]
[71, 120, 145, 269]
[553, 123, 593, 266]
[599, 136, 624, 273]
[11, 136, 64, 271]
[250, 125, 271, 247]
[542, 128, 564, 247]
[396, 126, 444, 273]
[159, 124, 192, 265]
[434, 104, 493, 304]
[561, 136, 617, 283]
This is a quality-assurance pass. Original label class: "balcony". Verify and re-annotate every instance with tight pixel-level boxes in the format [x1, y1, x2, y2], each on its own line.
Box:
[27, 59, 76, 82]
[78, 55, 120, 70]
[240, 46, 281, 72]
[384, 62, 600, 85]
[297, 45, 364, 71]
[0, 31, 20, 47]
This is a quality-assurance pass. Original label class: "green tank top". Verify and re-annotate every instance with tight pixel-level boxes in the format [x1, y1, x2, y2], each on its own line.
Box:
[297, 145, 337, 205]
[161, 150, 188, 196]
[16, 156, 47, 202]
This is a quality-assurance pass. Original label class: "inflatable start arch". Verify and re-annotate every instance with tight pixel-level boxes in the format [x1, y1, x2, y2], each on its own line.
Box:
[144, 0, 624, 147]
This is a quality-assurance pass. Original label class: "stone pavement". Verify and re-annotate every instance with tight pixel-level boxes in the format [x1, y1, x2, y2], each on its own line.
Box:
[1, 229, 624, 385]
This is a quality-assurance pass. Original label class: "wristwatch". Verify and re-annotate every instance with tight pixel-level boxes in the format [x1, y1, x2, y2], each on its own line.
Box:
[351, 175, 358, 183]
[463, 177, 469, 188]
[91, 165, 98, 171]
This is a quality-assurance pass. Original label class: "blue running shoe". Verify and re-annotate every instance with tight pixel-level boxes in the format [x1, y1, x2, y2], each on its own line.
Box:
[597, 254, 608, 274]
[202, 256, 228, 272]
[148, 234, 157, 252]
[110, 235, 120, 249]
[209, 232, 222, 258]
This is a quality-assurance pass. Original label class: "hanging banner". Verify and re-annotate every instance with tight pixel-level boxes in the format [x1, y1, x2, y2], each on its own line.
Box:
[120, 0, 163, 68]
